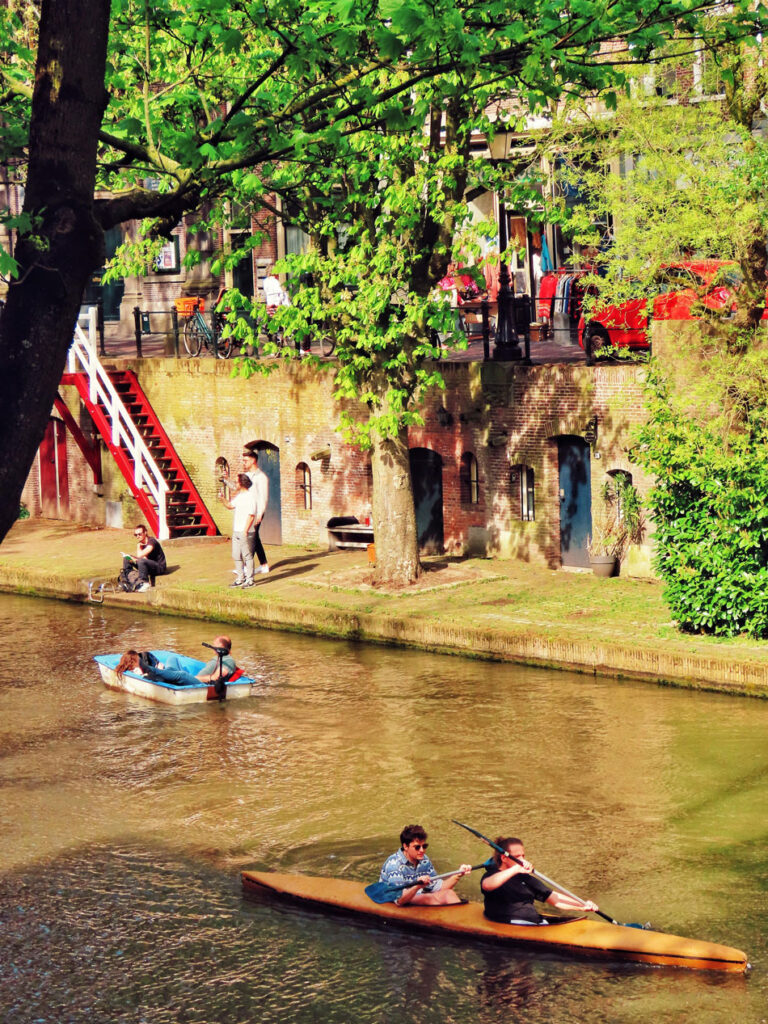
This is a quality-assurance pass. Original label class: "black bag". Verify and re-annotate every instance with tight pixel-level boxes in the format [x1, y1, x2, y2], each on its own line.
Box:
[117, 562, 142, 592]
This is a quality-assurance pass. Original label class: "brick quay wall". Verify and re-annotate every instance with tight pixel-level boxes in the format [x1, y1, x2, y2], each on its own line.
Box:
[25, 356, 653, 571]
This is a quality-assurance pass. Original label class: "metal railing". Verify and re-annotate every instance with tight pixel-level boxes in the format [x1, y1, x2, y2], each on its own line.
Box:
[70, 309, 170, 539]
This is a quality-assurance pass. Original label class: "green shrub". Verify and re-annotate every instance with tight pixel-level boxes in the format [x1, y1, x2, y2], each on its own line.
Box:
[636, 360, 768, 637]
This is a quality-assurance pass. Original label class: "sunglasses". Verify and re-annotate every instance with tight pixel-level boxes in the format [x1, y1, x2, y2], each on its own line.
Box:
[411, 843, 429, 851]
[134, 532, 145, 537]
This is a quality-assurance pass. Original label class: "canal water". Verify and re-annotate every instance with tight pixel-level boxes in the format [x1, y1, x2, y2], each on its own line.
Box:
[1, 593, 767, 1023]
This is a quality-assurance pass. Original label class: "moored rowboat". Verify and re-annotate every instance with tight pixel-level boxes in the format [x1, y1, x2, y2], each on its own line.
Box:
[94, 650, 258, 704]
[241, 870, 749, 973]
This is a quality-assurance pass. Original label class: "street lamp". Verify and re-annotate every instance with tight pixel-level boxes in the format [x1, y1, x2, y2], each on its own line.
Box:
[493, 196, 522, 361]
[488, 131, 532, 364]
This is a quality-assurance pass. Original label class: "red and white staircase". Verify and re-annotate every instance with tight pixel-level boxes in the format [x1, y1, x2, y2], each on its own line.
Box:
[60, 314, 218, 539]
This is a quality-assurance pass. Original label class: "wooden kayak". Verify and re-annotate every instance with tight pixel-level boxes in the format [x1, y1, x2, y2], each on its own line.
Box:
[241, 870, 749, 973]
[94, 650, 257, 704]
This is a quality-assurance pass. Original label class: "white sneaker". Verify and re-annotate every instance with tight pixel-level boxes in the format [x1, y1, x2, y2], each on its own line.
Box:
[137, 582, 151, 592]
[257, 564, 270, 574]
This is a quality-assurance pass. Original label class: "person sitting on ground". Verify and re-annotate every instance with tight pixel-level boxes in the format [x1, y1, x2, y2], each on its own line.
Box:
[481, 837, 598, 925]
[379, 824, 472, 906]
[140, 636, 237, 688]
[131, 524, 167, 592]
[115, 650, 145, 679]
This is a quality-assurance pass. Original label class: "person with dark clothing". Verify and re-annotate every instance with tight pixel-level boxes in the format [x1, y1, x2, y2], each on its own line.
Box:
[241, 449, 270, 575]
[132, 524, 166, 591]
[481, 837, 598, 925]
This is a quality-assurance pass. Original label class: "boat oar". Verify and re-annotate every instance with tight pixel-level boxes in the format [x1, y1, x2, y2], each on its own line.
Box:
[365, 862, 489, 904]
[452, 819, 628, 927]
[202, 641, 227, 701]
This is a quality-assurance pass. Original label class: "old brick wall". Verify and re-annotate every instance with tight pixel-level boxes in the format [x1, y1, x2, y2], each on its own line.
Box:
[117, 358, 372, 546]
[410, 360, 650, 567]
[24, 355, 652, 570]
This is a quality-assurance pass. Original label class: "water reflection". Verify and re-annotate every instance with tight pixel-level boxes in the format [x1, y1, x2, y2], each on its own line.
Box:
[0, 594, 766, 1023]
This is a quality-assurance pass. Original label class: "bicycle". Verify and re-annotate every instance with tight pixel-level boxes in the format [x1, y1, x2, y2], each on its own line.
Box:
[261, 307, 336, 357]
[174, 297, 233, 359]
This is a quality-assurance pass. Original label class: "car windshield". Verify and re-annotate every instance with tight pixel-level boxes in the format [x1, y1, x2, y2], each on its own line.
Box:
[654, 269, 706, 293]
[654, 265, 741, 294]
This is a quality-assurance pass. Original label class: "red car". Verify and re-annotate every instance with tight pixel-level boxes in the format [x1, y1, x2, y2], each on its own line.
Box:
[578, 261, 752, 363]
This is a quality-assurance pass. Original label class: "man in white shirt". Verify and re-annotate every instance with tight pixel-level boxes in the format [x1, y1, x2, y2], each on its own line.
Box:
[220, 474, 258, 587]
[242, 448, 270, 575]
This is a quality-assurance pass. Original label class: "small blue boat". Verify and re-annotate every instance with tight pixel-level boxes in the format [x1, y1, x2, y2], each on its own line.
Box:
[93, 649, 258, 704]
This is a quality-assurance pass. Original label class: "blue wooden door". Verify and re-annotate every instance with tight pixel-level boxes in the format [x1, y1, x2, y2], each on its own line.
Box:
[558, 436, 591, 567]
[253, 442, 282, 545]
[409, 447, 444, 553]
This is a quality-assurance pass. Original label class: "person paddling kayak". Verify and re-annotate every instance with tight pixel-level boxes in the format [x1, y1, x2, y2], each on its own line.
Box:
[481, 837, 599, 925]
[379, 824, 472, 906]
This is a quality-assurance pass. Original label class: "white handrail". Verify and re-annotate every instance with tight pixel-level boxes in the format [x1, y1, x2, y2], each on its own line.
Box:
[68, 312, 169, 540]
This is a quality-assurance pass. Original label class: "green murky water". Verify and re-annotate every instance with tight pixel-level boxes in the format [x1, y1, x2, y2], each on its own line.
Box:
[1, 594, 766, 1023]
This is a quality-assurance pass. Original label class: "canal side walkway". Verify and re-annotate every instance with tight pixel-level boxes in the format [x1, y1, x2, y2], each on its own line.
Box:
[3, 518, 768, 698]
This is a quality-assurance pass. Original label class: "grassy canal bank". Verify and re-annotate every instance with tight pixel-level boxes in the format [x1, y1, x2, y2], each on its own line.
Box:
[3, 518, 768, 697]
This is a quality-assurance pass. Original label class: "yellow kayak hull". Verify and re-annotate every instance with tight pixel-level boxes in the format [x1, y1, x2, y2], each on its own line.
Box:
[241, 870, 748, 973]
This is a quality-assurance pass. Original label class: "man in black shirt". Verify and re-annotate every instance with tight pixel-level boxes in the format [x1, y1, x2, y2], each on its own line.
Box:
[481, 837, 598, 925]
[132, 524, 167, 592]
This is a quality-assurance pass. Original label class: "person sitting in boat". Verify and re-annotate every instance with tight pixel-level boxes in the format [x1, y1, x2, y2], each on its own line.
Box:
[481, 837, 598, 925]
[139, 636, 237, 688]
[379, 824, 472, 906]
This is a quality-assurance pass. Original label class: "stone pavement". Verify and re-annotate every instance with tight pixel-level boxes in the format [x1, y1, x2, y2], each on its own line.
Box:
[2, 518, 768, 697]
[98, 325, 586, 365]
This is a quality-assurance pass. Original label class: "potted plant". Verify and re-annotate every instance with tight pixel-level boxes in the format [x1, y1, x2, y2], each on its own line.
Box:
[587, 476, 643, 577]
[586, 515, 623, 577]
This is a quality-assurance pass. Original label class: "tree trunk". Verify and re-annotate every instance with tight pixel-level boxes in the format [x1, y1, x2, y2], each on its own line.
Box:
[734, 235, 768, 334]
[0, 0, 110, 544]
[370, 427, 421, 586]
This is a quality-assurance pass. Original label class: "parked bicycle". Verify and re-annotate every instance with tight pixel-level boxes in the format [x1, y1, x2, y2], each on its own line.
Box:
[262, 305, 336, 357]
[174, 296, 233, 359]
[174, 295, 335, 358]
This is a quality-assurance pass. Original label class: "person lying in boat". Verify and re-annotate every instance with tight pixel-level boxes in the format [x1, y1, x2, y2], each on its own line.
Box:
[481, 837, 598, 925]
[138, 636, 237, 687]
[379, 824, 472, 906]
[115, 650, 145, 679]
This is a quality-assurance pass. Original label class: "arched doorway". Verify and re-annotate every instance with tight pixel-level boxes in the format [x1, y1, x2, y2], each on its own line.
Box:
[409, 447, 444, 553]
[557, 435, 591, 567]
[249, 441, 282, 544]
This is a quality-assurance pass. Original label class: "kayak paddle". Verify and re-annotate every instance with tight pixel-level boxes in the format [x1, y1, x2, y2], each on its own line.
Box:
[365, 862, 489, 904]
[451, 819, 626, 926]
